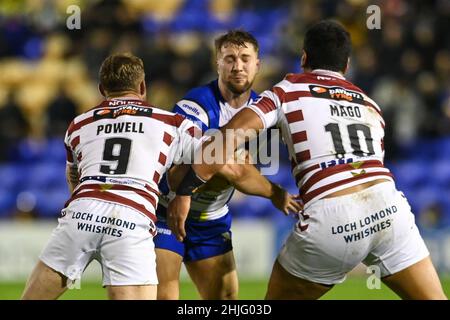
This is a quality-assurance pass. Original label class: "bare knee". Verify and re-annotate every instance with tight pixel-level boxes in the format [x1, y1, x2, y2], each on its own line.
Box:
[157, 281, 180, 300]
[155, 249, 183, 300]
[108, 285, 156, 300]
[202, 284, 238, 300]
[186, 252, 239, 300]
[221, 288, 238, 300]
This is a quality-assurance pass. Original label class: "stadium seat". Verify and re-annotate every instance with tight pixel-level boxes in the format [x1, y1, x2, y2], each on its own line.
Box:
[387, 160, 430, 190]
[433, 138, 450, 160]
[27, 162, 66, 190]
[170, 11, 204, 32]
[0, 164, 25, 191]
[403, 186, 442, 215]
[141, 16, 164, 34]
[0, 188, 16, 217]
[45, 138, 67, 163]
[430, 160, 450, 188]
[16, 139, 48, 163]
[34, 188, 70, 218]
[230, 10, 261, 33]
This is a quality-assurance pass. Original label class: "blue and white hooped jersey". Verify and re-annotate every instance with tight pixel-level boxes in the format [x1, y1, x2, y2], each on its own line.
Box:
[159, 80, 259, 221]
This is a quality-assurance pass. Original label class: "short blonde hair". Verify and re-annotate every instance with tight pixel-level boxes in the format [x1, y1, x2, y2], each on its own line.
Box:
[99, 53, 145, 93]
[214, 29, 259, 57]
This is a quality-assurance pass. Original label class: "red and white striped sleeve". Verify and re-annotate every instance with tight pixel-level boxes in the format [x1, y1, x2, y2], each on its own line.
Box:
[246, 80, 287, 129]
[173, 117, 203, 165]
[64, 120, 77, 166]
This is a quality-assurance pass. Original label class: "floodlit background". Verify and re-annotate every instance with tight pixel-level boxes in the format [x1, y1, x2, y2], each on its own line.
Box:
[0, 0, 449, 299]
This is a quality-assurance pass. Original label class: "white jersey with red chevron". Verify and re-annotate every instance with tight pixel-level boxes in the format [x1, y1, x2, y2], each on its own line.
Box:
[247, 69, 393, 206]
[64, 98, 202, 224]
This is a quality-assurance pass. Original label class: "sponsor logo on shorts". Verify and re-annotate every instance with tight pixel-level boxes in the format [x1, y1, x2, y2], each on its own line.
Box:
[156, 227, 172, 235]
[71, 211, 137, 238]
[331, 205, 398, 243]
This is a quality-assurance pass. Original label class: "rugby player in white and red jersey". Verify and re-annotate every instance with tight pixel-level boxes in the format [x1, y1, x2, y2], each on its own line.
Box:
[21, 53, 301, 300]
[170, 21, 447, 300]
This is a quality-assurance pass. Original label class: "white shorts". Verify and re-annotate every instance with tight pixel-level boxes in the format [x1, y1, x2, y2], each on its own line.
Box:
[278, 181, 429, 285]
[40, 198, 157, 286]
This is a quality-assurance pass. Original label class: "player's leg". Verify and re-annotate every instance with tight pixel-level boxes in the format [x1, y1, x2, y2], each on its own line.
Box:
[265, 191, 377, 300]
[381, 256, 447, 300]
[107, 285, 157, 300]
[155, 248, 183, 299]
[185, 250, 238, 300]
[154, 216, 186, 300]
[369, 186, 447, 299]
[99, 203, 159, 300]
[22, 200, 98, 300]
[182, 213, 236, 300]
[265, 260, 333, 300]
[21, 260, 68, 300]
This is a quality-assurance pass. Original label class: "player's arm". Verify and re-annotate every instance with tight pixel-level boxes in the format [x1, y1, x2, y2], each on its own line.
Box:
[173, 107, 269, 198]
[216, 162, 302, 215]
[175, 87, 283, 193]
[65, 164, 79, 193]
[166, 164, 190, 192]
[167, 160, 302, 215]
[192, 108, 265, 181]
[64, 126, 79, 194]
[167, 160, 301, 242]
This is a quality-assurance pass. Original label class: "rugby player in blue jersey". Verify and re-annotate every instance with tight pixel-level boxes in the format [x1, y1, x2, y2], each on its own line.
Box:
[154, 30, 297, 299]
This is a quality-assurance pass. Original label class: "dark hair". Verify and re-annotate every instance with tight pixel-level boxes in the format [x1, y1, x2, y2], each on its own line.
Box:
[303, 20, 351, 72]
[214, 29, 259, 56]
[99, 52, 145, 93]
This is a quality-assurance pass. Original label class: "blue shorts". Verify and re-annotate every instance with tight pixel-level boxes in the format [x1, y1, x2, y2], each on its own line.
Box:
[154, 205, 233, 262]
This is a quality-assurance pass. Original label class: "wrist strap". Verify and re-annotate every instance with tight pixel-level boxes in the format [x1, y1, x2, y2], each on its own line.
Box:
[176, 166, 207, 195]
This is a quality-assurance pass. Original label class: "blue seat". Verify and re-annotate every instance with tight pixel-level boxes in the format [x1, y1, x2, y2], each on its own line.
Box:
[170, 12, 203, 31]
[34, 188, 70, 218]
[230, 11, 261, 32]
[182, 0, 208, 12]
[0, 188, 16, 217]
[388, 160, 429, 189]
[431, 138, 450, 160]
[397, 139, 431, 160]
[440, 195, 450, 227]
[45, 138, 67, 163]
[255, 34, 273, 56]
[16, 139, 48, 163]
[0, 164, 26, 191]
[430, 160, 450, 188]
[27, 163, 66, 190]
[141, 16, 165, 34]
[404, 186, 441, 215]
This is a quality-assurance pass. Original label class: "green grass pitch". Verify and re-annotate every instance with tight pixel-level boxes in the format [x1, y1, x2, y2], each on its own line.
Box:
[2, 277, 449, 300]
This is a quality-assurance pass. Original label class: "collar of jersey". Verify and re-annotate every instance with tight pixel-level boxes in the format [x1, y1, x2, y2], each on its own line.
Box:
[311, 69, 346, 80]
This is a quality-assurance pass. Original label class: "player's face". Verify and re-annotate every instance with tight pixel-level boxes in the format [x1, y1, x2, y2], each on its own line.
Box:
[217, 43, 260, 95]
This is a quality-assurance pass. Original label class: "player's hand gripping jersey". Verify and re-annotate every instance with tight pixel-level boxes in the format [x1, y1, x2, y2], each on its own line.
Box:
[159, 80, 259, 221]
[63, 99, 202, 228]
[247, 69, 393, 206]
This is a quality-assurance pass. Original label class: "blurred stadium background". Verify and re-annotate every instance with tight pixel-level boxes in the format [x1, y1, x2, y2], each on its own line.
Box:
[0, 0, 449, 299]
